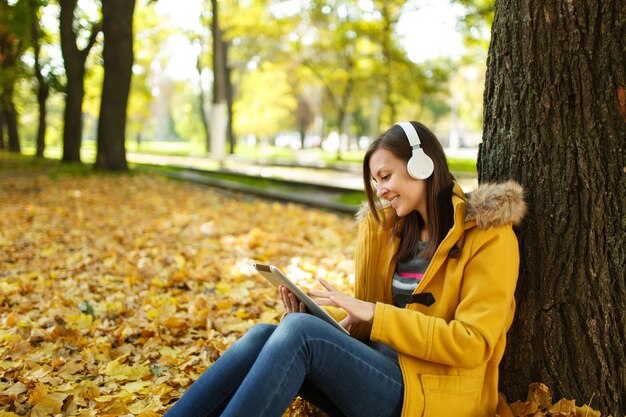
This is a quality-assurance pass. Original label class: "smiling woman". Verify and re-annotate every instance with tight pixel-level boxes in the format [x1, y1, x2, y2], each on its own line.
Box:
[162, 121, 525, 417]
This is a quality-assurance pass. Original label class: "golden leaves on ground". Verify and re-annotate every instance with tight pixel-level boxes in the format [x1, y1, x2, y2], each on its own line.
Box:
[0, 167, 356, 416]
[511, 383, 602, 417]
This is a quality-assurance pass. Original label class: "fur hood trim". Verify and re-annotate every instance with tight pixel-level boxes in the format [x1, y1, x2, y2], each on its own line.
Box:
[356, 181, 527, 229]
[466, 181, 526, 229]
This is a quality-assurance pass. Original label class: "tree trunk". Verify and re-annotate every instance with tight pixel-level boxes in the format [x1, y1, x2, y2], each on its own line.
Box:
[335, 63, 354, 161]
[5, 110, 20, 153]
[379, 3, 397, 123]
[224, 40, 235, 154]
[95, 0, 135, 171]
[0, 111, 5, 149]
[59, 0, 100, 163]
[479, 1, 626, 415]
[196, 53, 210, 151]
[30, 0, 48, 158]
[209, 0, 227, 159]
[35, 84, 49, 158]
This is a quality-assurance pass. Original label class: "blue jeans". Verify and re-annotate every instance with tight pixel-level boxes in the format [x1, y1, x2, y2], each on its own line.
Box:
[164, 313, 404, 417]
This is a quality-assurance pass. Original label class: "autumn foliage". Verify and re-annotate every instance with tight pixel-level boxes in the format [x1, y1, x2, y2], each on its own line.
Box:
[0, 154, 607, 416]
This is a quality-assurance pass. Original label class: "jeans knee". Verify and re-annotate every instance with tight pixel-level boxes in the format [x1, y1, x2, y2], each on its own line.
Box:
[245, 323, 276, 341]
[279, 313, 321, 335]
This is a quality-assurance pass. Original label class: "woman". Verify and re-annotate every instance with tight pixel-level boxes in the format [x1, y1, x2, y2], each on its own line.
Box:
[164, 121, 526, 417]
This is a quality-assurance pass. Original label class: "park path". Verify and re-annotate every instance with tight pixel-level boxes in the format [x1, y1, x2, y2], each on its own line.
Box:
[127, 149, 478, 192]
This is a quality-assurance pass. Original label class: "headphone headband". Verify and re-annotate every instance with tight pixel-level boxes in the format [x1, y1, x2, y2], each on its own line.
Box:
[396, 121, 421, 149]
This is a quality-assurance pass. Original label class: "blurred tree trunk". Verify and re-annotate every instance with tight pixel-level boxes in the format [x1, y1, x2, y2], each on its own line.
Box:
[209, 0, 227, 158]
[224, 39, 235, 154]
[335, 62, 354, 161]
[0, 0, 27, 154]
[196, 53, 210, 151]
[295, 96, 313, 149]
[378, 2, 397, 122]
[0, 111, 5, 149]
[29, 0, 48, 158]
[59, 0, 100, 163]
[95, 0, 136, 171]
[3, 103, 20, 153]
[479, 0, 626, 414]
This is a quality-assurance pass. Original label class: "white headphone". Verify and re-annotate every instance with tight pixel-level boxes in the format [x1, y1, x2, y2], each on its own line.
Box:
[396, 121, 434, 180]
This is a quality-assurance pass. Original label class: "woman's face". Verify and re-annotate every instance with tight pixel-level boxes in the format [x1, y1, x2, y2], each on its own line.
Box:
[369, 148, 428, 220]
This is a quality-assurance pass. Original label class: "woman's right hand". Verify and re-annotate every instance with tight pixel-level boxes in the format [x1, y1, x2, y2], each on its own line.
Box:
[279, 285, 306, 314]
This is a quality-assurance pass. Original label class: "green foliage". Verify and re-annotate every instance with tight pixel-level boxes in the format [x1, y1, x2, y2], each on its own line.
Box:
[233, 62, 297, 139]
[449, 0, 494, 50]
[0, 0, 32, 105]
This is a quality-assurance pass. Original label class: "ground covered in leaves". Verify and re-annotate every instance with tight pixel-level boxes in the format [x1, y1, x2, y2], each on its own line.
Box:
[0, 153, 608, 416]
[1, 155, 355, 416]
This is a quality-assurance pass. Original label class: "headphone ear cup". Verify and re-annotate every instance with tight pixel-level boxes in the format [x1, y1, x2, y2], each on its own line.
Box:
[407, 150, 434, 180]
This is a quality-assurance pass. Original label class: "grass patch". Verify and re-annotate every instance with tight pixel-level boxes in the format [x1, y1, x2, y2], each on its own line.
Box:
[334, 191, 366, 206]
[447, 157, 477, 174]
[21, 140, 478, 175]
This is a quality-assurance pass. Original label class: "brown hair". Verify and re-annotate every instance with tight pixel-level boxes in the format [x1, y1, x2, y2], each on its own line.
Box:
[363, 122, 455, 260]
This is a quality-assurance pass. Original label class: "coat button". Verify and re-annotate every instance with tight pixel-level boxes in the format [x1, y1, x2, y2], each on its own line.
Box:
[449, 246, 461, 258]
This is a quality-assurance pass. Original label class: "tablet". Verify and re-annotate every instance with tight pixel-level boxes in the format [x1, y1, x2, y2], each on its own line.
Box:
[253, 263, 349, 334]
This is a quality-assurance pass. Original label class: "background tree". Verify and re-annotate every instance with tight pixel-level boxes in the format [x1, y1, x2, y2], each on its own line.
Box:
[479, 0, 626, 414]
[300, 0, 373, 158]
[95, 0, 136, 171]
[218, 0, 299, 148]
[0, 111, 4, 149]
[0, 0, 29, 153]
[209, 0, 227, 158]
[126, 1, 165, 148]
[59, 0, 100, 162]
[28, 0, 49, 158]
[371, 0, 405, 123]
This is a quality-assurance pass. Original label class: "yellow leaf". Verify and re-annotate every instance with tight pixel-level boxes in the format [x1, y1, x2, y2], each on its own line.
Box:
[548, 399, 577, 416]
[174, 254, 186, 268]
[163, 316, 187, 329]
[235, 309, 249, 319]
[138, 412, 161, 417]
[1, 381, 27, 396]
[216, 282, 232, 294]
[103, 358, 150, 381]
[27, 383, 63, 416]
[94, 394, 114, 402]
[121, 380, 152, 394]
[576, 405, 601, 417]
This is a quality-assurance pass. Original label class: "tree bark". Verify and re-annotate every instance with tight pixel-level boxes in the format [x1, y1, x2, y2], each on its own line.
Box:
[196, 53, 210, 151]
[480, 1, 626, 415]
[0, 0, 24, 154]
[4, 104, 20, 153]
[95, 0, 136, 171]
[59, 0, 100, 163]
[224, 39, 235, 154]
[30, 0, 48, 158]
[209, 0, 227, 158]
[0, 111, 5, 149]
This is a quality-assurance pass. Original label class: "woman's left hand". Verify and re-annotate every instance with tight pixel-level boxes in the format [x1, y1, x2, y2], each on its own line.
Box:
[310, 278, 375, 328]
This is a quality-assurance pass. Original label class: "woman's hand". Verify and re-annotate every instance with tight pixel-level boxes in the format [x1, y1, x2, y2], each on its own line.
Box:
[310, 278, 375, 328]
[279, 285, 306, 314]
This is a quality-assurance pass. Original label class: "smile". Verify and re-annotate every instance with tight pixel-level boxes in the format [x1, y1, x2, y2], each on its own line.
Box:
[390, 196, 399, 207]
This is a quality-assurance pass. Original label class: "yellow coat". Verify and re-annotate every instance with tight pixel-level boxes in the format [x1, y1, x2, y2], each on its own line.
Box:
[351, 182, 526, 417]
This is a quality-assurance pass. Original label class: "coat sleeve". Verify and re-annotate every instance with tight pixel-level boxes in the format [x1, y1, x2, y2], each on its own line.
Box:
[370, 225, 519, 369]
[350, 213, 378, 340]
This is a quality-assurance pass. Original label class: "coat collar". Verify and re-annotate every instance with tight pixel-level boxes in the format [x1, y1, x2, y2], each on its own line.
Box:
[462, 180, 526, 229]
